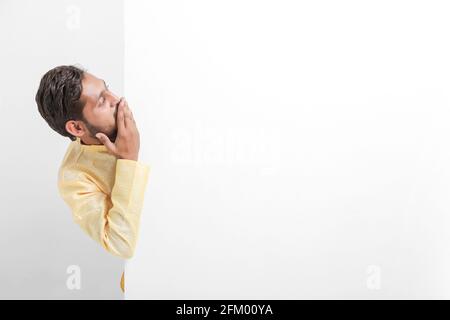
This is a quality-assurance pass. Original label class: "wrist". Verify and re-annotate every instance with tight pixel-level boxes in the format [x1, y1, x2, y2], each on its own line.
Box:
[121, 154, 138, 161]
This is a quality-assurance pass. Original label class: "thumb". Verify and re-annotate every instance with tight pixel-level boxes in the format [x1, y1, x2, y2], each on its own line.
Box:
[95, 133, 116, 154]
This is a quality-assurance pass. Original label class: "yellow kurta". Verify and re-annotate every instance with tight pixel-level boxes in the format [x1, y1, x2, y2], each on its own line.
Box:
[57, 137, 150, 293]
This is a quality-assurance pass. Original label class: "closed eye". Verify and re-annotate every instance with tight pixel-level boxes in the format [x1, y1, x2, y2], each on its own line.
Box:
[98, 95, 107, 107]
[97, 80, 109, 106]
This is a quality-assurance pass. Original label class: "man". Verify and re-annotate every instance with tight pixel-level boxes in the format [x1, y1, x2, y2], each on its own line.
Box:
[35, 65, 150, 293]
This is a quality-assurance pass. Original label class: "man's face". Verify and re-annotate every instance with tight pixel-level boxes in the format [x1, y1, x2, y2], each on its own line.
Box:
[80, 72, 120, 143]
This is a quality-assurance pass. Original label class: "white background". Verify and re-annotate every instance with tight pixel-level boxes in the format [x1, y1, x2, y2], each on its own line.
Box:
[125, 1, 450, 298]
[0, 0, 124, 299]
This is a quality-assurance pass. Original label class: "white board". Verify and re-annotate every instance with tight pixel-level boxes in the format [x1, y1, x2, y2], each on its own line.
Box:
[124, 0, 450, 298]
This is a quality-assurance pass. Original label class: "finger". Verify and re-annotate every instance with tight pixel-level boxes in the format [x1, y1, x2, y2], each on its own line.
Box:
[128, 108, 134, 120]
[125, 102, 136, 124]
[127, 112, 136, 126]
[117, 99, 126, 131]
[95, 133, 117, 155]
[124, 110, 133, 128]
[123, 99, 131, 114]
[123, 100, 134, 128]
[126, 104, 135, 123]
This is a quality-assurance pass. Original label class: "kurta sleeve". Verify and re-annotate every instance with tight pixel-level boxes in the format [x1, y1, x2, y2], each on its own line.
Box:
[58, 159, 150, 259]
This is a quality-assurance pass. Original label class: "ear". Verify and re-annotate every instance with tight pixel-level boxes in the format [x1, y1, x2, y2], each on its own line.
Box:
[65, 120, 86, 138]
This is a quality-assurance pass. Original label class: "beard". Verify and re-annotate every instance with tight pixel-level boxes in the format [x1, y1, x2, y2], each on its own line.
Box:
[83, 119, 118, 143]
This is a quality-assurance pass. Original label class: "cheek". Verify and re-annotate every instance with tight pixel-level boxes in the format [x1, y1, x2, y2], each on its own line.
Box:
[94, 108, 114, 123]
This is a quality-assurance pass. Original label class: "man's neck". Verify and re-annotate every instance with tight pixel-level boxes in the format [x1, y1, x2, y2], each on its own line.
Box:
[80, 138, 102, 146]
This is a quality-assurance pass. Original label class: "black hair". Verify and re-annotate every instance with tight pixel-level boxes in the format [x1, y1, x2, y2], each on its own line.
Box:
[35, 65, 86, 141]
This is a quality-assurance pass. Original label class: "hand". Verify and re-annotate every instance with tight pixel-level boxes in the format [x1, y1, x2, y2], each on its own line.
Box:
[95, 98, 140, 161]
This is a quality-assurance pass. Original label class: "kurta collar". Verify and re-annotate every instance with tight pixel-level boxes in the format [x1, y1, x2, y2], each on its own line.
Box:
[76, 137, 108, 152]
